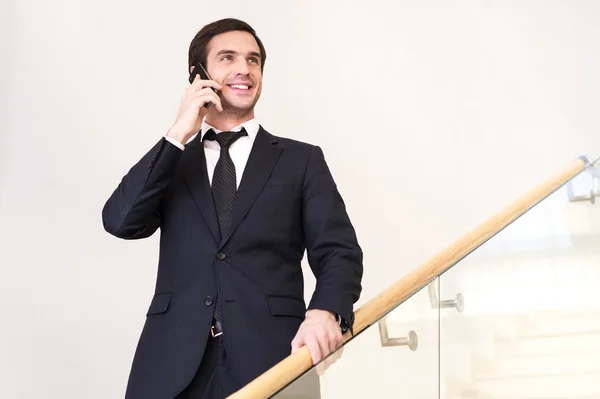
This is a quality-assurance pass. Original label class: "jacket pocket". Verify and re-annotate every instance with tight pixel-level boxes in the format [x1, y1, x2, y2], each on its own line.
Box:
[146, 293, 172, 316]
[267, 296, 306, 319]
[265, 177, 296, 187]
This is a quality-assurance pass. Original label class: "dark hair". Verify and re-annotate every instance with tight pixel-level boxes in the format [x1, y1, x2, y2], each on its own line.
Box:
[188, 18, 267, 73]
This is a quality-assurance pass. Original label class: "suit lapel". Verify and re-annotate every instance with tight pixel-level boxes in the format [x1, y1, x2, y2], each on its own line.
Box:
[221, 127, 282, 246]
[181, 136, 221, 243]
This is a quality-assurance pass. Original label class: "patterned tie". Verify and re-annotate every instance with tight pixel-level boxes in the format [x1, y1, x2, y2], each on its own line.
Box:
[204, 128, 248, 238]
[203, 127, 248, 323]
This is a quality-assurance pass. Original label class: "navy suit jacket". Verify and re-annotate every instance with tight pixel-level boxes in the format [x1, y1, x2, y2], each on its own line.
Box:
[102, 126, 363, 398]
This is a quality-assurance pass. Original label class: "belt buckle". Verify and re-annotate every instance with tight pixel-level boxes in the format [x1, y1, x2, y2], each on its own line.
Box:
[211, 324, 223, 338]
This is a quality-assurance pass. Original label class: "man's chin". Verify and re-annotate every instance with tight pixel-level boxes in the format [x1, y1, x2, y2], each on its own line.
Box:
[222, 97, 259, 114]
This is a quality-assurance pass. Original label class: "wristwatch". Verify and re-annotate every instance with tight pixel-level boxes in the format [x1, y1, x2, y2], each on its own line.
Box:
[337, 314, 353, 335]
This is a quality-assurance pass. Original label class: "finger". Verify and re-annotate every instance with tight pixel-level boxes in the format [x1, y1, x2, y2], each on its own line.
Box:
[315, 332, 331, 361]
[191, 78, 223, 93]
[316, 361, 325, 377]
[186, 86, 218, 103]
[291, 337, 303, 354]
[334, 330, 344, 350]
[335, 345, 345, 360]
[208, 93, 223, 112]
[189, 90, 222, 110]
[214, 95, 223, 112]
[184, 74, 201, 96]
[305, 336, 322, 365]
[323, 328, 340, 355]
[328, 331, 339, 353]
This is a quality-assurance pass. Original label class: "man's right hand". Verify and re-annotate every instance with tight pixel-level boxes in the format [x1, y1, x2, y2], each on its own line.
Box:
[166, 74, 223, 145]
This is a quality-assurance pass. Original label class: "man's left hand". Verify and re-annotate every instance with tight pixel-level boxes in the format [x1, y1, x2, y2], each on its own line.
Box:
[291, 309, 344, 365]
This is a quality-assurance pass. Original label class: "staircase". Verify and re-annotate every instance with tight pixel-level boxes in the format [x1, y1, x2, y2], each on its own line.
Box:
[256, 159, 600, 399]
[448, 310, 600, 399]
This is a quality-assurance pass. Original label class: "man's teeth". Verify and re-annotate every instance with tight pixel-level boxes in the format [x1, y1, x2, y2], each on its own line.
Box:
[230, 85, 249, 90]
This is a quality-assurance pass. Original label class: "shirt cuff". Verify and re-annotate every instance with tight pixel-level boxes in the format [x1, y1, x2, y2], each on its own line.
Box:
[164, 136, 185, 150]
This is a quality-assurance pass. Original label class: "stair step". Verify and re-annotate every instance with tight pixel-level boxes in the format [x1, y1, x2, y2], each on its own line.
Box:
[474, 352, 600, 378]
[467, 372, 600, 399]
[495, 331, 600, 356]
[517, 311, 600, 336]
[444, 377, 497, 399]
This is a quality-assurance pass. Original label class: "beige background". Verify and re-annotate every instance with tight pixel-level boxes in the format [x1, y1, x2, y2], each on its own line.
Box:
[1, 1, 599, 398]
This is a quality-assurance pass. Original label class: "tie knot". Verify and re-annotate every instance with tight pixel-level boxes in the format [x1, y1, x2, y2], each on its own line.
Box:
[204, 128, 248, 149]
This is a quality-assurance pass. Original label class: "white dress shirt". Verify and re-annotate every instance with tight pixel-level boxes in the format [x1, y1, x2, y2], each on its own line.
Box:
[165, 117, 260, 189]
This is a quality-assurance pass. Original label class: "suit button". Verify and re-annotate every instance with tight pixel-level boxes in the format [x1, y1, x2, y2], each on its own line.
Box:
[204, 296, 213, 306]
[216, 251, 226, 261]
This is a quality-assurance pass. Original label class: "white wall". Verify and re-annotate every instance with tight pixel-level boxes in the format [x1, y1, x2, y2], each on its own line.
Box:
[1, 1, 599, 398]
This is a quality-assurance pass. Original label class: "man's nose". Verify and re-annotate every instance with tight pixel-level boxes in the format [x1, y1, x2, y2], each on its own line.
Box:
[234, 59, 250, 76]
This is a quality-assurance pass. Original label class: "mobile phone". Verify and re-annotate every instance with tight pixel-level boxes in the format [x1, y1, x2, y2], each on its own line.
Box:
[189, 62, 212, 84]
[189, 62, 217, 108]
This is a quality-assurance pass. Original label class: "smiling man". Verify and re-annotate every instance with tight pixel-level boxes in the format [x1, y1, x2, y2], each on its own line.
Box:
[102, 18, 363, 399]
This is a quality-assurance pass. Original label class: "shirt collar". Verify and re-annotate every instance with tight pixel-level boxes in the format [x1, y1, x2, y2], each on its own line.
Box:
[199, 117, 260, 142]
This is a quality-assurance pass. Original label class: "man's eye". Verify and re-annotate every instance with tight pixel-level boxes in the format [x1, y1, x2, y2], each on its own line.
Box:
[221, 55, 233, 61]
[248, 57, 258, 64]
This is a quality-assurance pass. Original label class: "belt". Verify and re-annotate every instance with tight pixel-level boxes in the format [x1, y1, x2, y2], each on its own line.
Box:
[210, 319, 223, 338]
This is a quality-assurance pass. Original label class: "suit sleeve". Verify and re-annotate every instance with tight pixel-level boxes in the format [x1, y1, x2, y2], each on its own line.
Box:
[102, 138, 183, 239]
[302, 145, 363, 329]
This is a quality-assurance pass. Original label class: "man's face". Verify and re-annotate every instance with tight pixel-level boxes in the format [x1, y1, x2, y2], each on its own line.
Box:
[204, 30, 263, 114]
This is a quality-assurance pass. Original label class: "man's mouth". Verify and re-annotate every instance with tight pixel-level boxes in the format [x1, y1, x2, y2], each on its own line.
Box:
[227, 84, 252, 91]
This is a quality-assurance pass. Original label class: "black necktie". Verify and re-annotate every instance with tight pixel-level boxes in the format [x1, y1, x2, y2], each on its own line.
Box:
[203, 127, 248, 323]
[204, 128, 248, 238]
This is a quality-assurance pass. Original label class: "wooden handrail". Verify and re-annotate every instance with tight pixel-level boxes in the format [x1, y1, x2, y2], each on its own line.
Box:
[228, 157, 588, 399]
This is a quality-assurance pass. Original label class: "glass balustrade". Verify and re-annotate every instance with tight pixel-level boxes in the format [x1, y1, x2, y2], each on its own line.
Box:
[262, 156, 600, 399]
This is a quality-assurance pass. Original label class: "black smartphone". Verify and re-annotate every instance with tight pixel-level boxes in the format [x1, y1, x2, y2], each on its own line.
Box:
[189, 62, 212, 84]
[189, 62, 217, 108]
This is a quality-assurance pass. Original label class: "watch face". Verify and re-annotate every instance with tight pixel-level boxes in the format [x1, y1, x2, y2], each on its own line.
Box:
[340, 319, 348, 332]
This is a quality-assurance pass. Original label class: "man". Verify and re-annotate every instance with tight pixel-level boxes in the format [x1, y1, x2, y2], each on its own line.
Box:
[102, 18, 363, 399]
